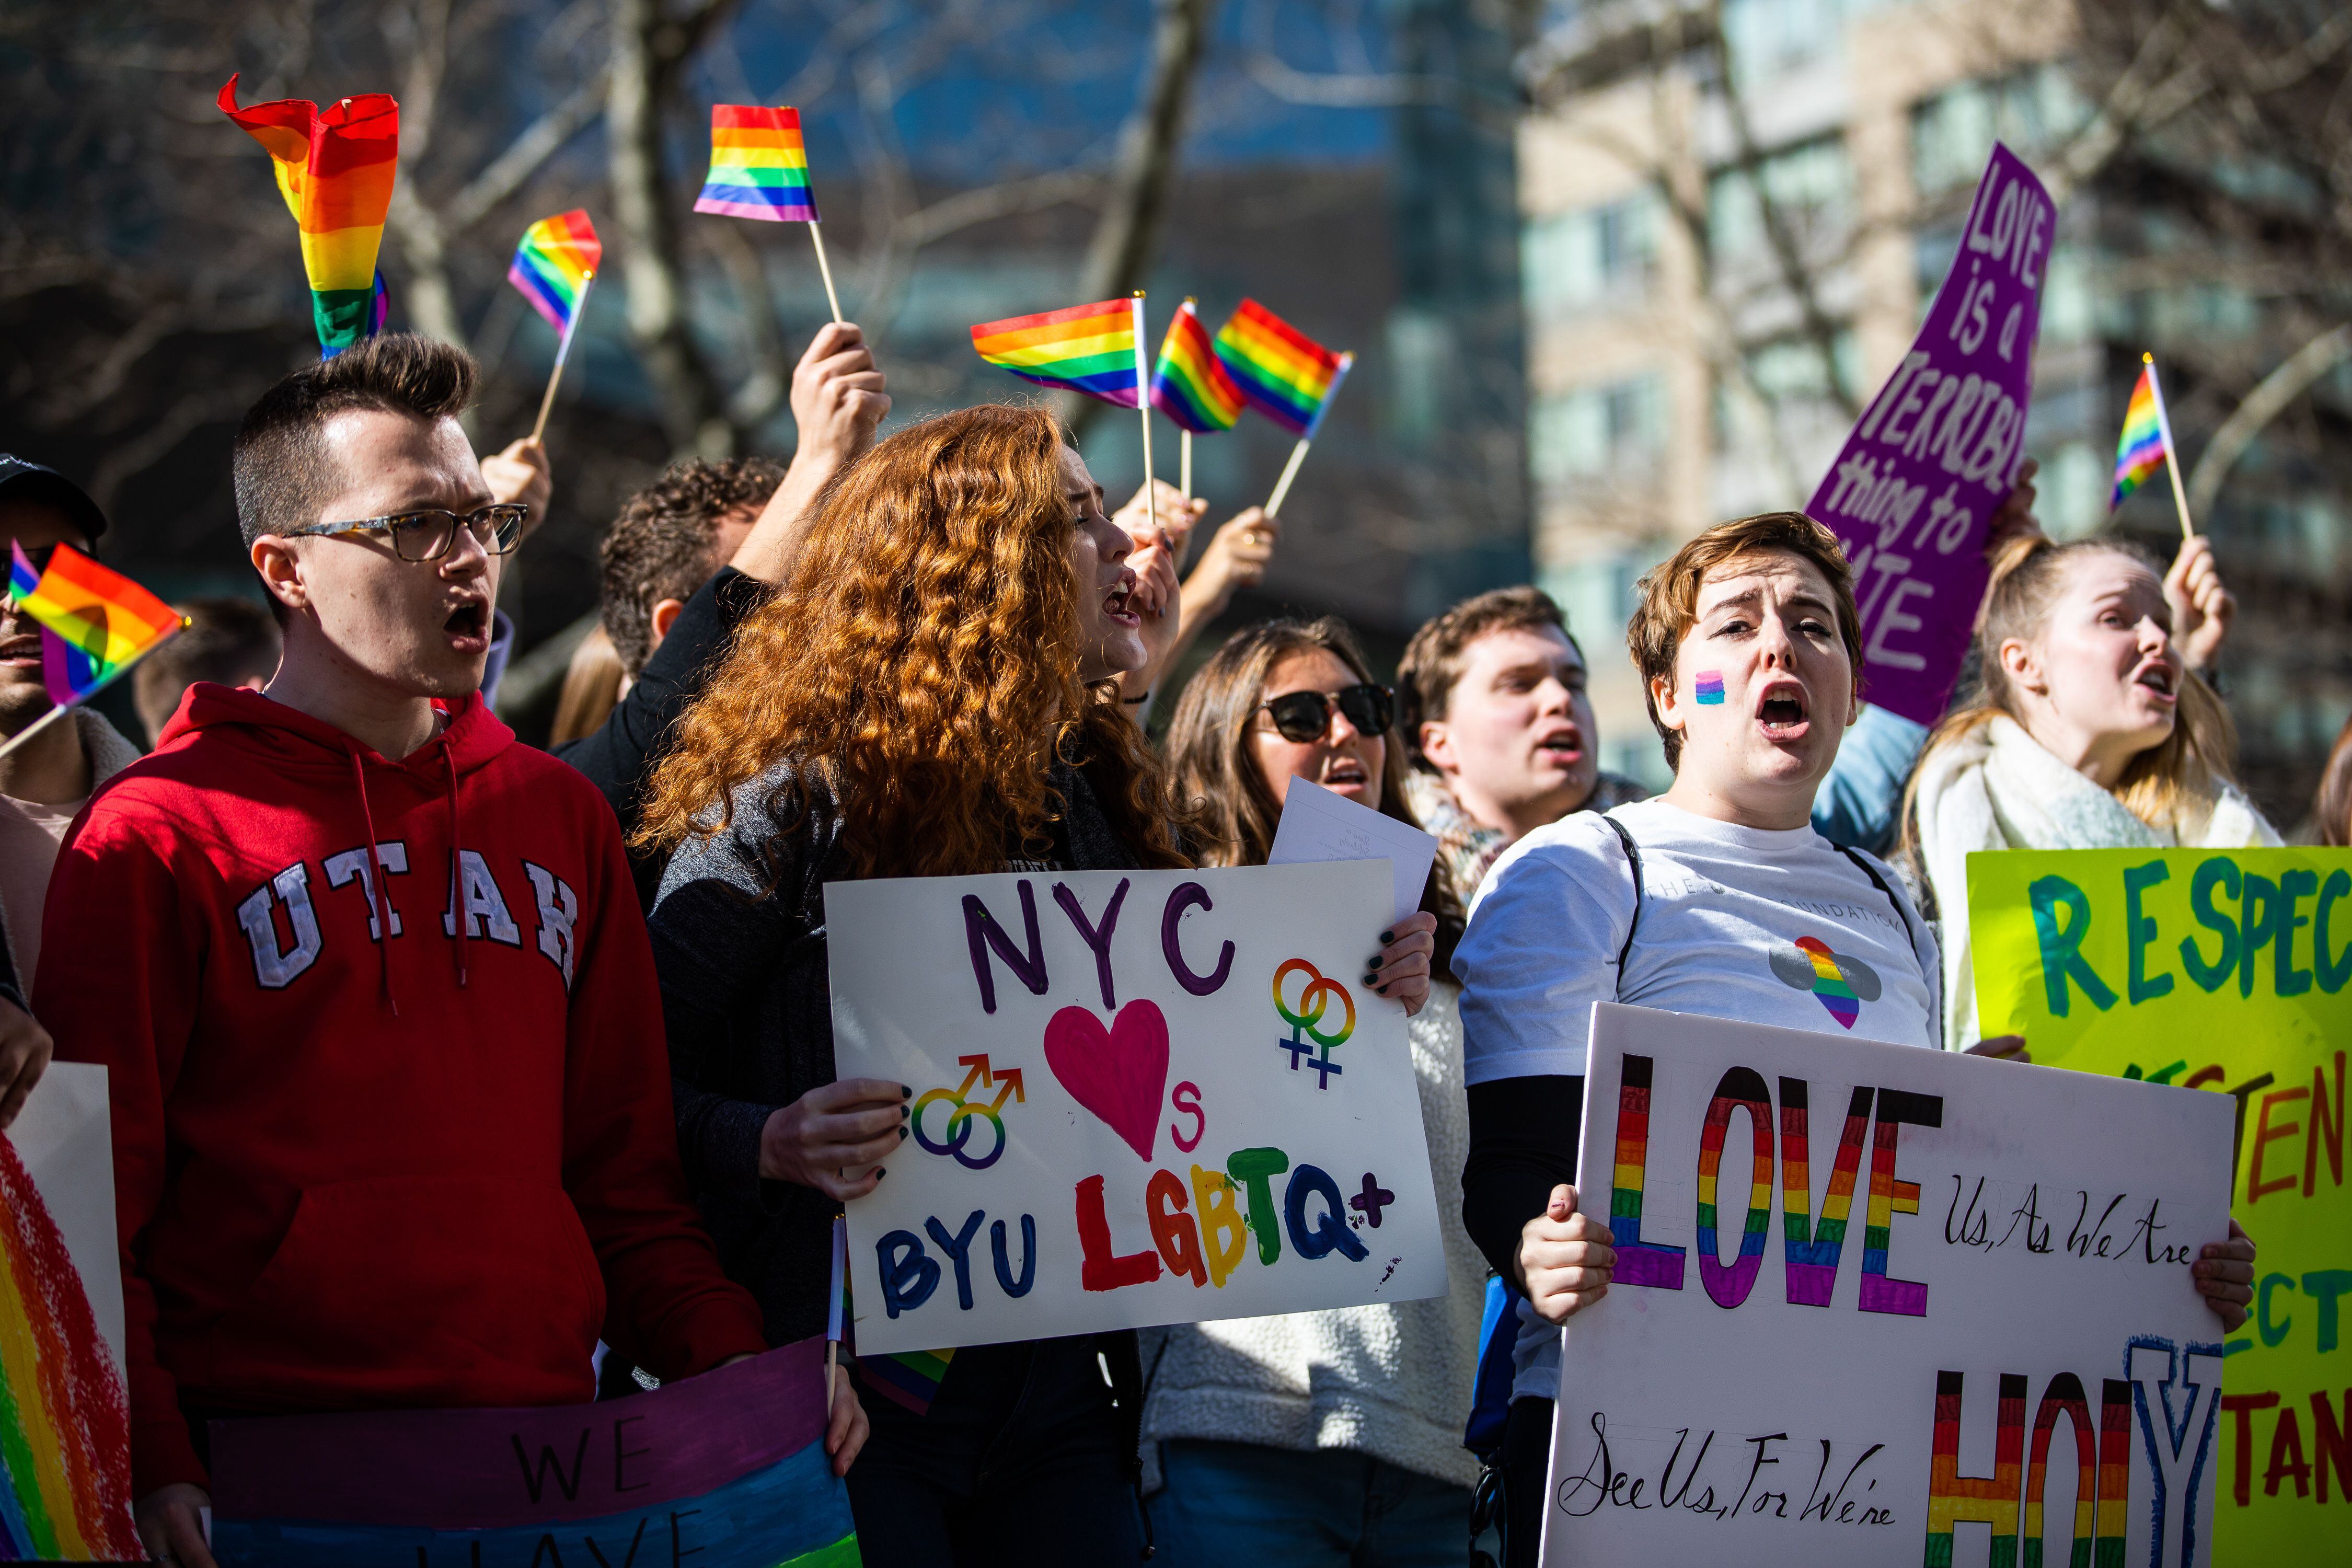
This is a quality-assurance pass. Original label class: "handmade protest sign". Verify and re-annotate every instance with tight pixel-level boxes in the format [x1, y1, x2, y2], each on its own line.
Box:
[206, 1336, 855, 1566]
[1807, 143, 2052, 726]
[1544, 1002, 2232, 1567]
[1, 1062, 139, 1560]
[827, 862, 1447, 1357]
[1973, 846, 2351, 1562]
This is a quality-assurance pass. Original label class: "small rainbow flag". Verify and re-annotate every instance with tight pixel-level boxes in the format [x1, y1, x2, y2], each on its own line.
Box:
[508, 210, 601, 333]
[694, 105, 819, 223]
[1213, 299, 1351, 437]
[2109, 356, 2171, 508]
[8, 542, 183, 709]
[1150, 299, 1243, 434]
[0, 1132, 141, 1559]
[971, 296, 1146, 408]
[219, 75, 399, 355]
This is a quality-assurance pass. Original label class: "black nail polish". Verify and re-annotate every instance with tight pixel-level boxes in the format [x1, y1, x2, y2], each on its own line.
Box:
[898, 1126, 908, 1141]
[901, 1085, 912, 1099]
[874, 1167, 887, 1180]
[1379, 930, 1394, 943]
[1363, 972, 1379, 987]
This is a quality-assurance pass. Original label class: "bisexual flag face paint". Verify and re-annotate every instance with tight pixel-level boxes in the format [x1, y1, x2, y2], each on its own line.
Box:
[1694, 671, 1726, 705]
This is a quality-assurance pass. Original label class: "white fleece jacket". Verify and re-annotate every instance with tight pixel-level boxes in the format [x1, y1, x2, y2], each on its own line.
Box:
[1138, 982, 1485, 1492]
[1911, 713, 2280, 1050]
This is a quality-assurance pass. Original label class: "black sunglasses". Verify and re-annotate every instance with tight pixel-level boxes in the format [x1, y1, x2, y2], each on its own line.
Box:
[1256, 682, 1394, 744]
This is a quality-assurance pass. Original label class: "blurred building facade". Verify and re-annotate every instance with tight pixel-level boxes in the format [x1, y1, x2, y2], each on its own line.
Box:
[1513, 0, 2352, 821]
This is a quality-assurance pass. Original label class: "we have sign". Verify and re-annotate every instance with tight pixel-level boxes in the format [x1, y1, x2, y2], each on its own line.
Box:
[827, 862, 1448, 1355]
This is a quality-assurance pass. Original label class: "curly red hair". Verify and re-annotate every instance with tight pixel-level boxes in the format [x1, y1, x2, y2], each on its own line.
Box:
[636, 403, 1186, 878]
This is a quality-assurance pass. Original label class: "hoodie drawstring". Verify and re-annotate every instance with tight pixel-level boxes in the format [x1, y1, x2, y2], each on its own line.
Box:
[345, 746, 401, 1018]
[444, 745, 469, 988]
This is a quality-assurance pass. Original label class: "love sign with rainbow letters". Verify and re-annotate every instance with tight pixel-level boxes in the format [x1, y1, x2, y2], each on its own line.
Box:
[826, 863, 1448, 1355]
[1544, 1003, 2233, 1567]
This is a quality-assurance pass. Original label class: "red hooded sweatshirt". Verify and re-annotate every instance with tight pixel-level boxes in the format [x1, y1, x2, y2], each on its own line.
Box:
[36, 684, 767, 1496]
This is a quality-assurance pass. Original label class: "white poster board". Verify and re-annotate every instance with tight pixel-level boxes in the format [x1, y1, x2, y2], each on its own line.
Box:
[1544, 1003, 2232, 1567]
[9, 1059, 126, 1376]
[828, 862, 1448, 1355]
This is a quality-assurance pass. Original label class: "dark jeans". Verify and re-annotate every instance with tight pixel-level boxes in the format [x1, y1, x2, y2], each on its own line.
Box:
[1501, 1395, 1554, 1568]
[848, 1336, 1144, 1567]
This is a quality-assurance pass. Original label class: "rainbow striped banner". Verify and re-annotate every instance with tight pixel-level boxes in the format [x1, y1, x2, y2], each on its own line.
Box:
[8, 542, 182, 709]
[971, 296, 1147, 408]
[218, 75, 399, 355]
[210, 1338, 857, 1567]
[1150, 299, 1243, 434]
[0, 1120, 141, 1559]
[695, 105, 819, 223]
[2110, 356, 2170, 508]
[508, 210, 601, 333]
[1213, 299, 1351, 436]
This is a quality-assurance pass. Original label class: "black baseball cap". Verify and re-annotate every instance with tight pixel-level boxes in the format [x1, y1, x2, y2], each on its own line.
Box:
[0, 454, 108, 544]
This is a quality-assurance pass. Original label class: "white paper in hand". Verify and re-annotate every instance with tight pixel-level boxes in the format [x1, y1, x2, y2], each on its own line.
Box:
[1267, 776, 1439, 926]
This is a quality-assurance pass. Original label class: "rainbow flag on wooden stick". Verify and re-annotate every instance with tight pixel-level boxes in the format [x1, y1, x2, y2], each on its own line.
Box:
[1151, 299, 1243, 434]
[8, 542, 182, 709]
[508, 210, 600, 333]
[1213, 298, 1350, 437]
[695, 105, 818, 222]
[218, 75, 399, 356]
[971, 297, 1148, 408]
[2110, 357, 2169, 506]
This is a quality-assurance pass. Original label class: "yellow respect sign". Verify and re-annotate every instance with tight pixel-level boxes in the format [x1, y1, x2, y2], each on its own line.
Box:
[1970, 846, 2350, 1562]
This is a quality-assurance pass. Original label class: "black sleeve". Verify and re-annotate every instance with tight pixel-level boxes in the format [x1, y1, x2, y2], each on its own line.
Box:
[553, 566, 770, 836]
[1462, 1074, 1586, 1286]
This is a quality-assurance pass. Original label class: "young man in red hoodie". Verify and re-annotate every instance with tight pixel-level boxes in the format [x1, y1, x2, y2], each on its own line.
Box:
[37, 334, 862, 1566]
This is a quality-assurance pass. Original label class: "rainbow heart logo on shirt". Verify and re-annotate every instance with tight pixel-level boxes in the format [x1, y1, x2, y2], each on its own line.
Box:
[1767, 936, 1881, 1029]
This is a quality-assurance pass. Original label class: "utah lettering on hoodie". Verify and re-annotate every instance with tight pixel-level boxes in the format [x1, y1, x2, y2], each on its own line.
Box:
[36, 682, 767, 1497]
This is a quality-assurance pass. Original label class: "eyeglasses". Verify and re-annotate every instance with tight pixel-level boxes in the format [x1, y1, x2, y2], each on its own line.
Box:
[282, 503, 527, 562]
[1255, 682, 1394, 743]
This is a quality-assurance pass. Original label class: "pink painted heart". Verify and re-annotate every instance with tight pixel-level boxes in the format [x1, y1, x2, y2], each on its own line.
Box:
[1043, 999, 1169, 1163]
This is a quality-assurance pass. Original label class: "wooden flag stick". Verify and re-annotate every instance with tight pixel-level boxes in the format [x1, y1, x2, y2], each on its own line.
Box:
[2142, 352, 2195, 541]
[1131, 292, 1156, 541]
[1179, 429, 1192, 505]
[0, 701, 71, 765]
[809, 223, 845, 325]
[1264, 439, 1311, 517]
[529, 270, 596, 445]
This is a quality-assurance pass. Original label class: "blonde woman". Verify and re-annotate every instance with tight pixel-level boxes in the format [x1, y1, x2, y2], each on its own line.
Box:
[1906, 533, 2277, 1050]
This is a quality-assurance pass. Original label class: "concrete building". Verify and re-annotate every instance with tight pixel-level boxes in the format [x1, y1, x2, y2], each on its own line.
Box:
[1516, 0, 2110, 787]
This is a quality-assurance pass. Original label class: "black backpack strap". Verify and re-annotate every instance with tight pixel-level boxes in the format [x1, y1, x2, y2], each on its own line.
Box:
[1599, 814, 1645, 997]
[1837, 845, 1920, 958]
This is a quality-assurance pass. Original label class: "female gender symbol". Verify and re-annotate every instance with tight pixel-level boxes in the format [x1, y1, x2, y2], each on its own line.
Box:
[1272, 958, 1356, 1089]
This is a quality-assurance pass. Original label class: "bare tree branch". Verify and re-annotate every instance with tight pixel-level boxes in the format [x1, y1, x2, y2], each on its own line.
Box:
[2186, 322, 2352, 520]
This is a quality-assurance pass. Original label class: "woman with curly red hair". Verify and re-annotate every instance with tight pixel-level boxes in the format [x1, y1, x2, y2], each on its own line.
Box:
[639, 404, 1428, 1565]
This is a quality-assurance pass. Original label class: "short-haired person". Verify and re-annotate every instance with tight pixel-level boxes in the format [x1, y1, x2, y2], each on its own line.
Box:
[0, 456, 145, 1126]
[600, 455, 788, 684]
[1397, 587, 1646, 907]
[1144, 616, 1467, 1566]
[638, 408, 1429, 1565]
[37, 336, 855, 1568]
[1905, 531, 2273, 1048]
[1452, 512, 2257, 1567]
[555, 323, 888, 906]
[132, 596, 282, 745]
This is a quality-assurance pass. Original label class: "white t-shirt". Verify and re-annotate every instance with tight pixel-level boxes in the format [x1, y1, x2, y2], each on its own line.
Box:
[1454, 797, 1942, 1399]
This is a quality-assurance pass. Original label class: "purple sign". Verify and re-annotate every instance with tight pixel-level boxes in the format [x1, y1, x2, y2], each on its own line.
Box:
[206, 1337, 857, 1566]
[1806, 142, 2053, 726]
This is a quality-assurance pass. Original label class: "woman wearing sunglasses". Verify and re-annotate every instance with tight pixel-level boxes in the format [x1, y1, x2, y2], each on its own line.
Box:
[1142, 617, 1488, 1568]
